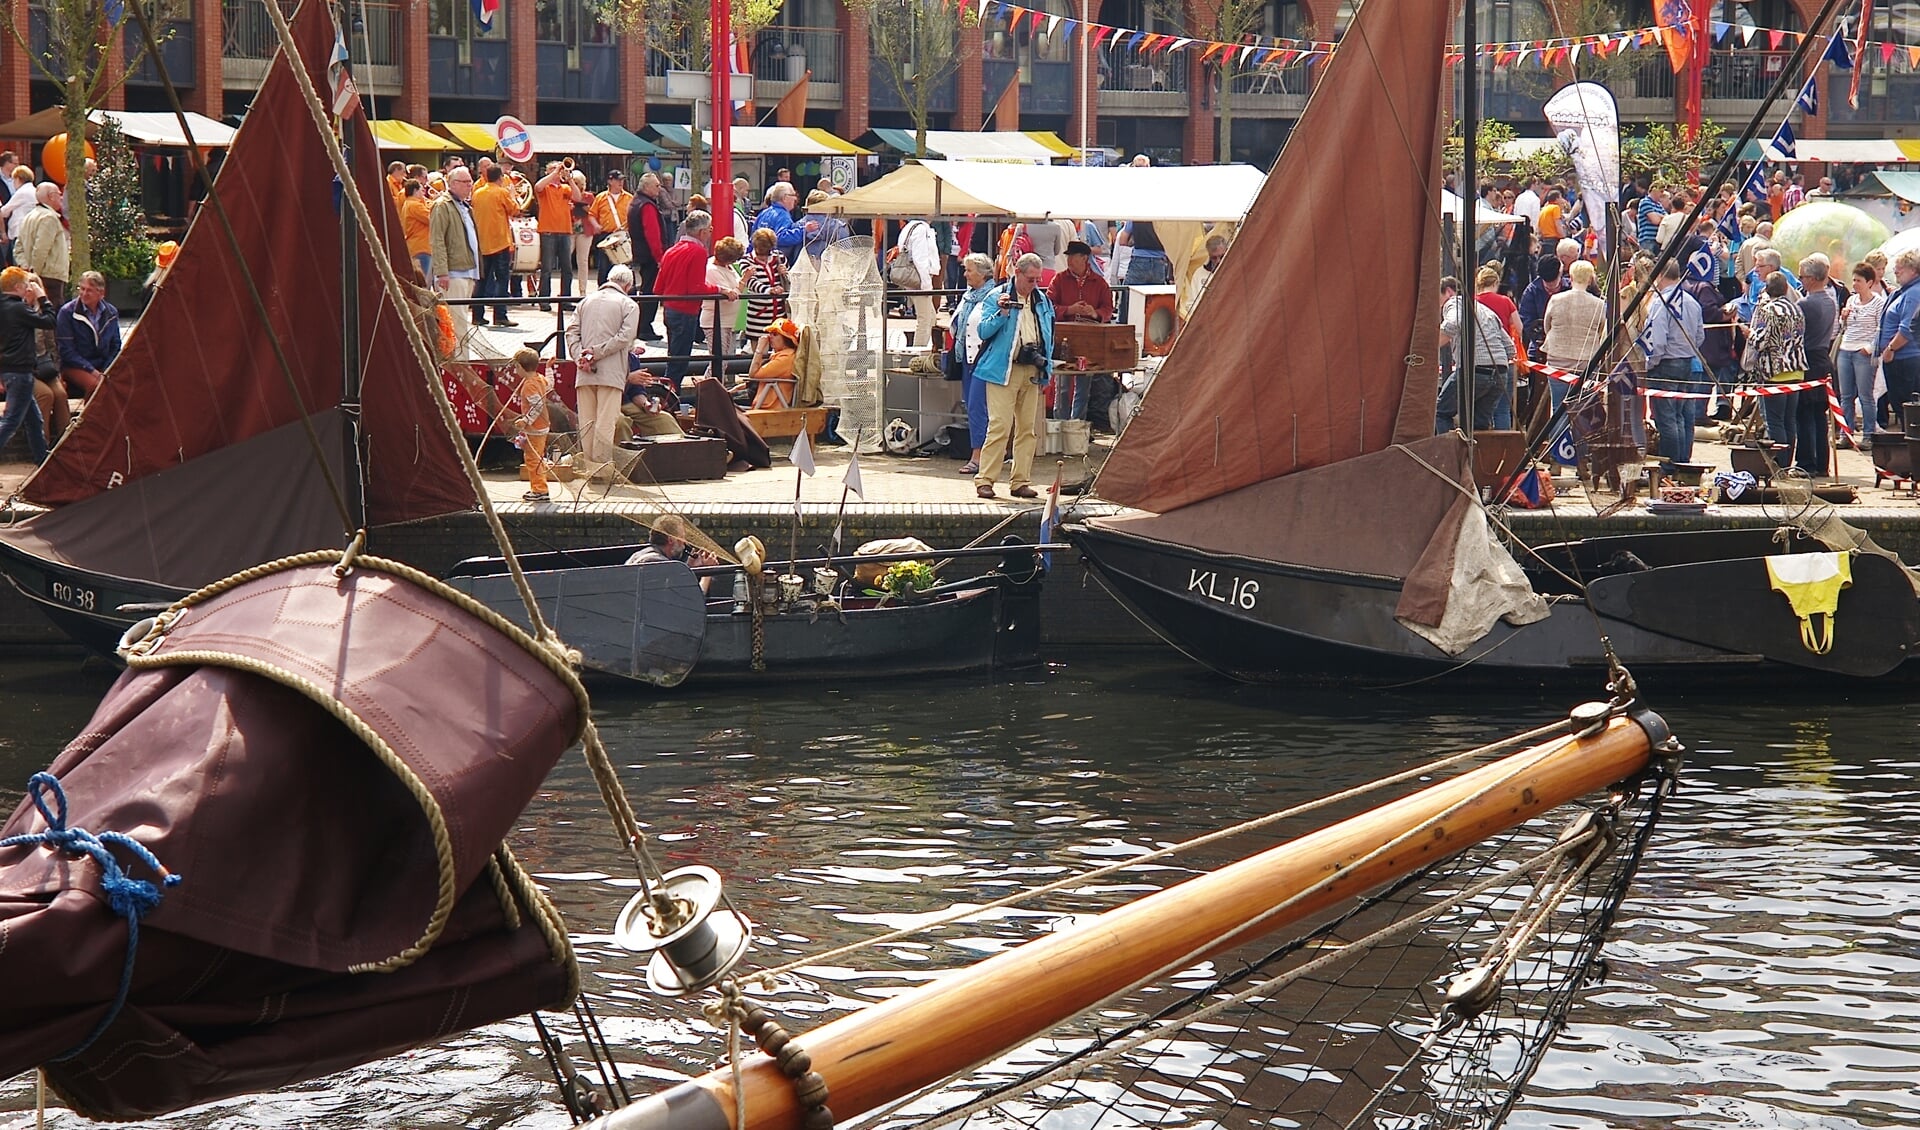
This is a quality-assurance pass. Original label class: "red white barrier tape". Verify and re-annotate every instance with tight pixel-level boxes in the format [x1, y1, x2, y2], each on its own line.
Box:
[1536, 365, 1851, 435]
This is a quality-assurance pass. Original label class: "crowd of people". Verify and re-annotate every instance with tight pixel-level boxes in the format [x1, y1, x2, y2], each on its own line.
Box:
[1441, 163, 1919, 481]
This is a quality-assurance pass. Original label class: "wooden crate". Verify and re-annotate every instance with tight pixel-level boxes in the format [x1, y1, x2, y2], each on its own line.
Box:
[619, 435, 729, 482]
[1052, 323, 1139, 373]
[746, 406, 831, 440]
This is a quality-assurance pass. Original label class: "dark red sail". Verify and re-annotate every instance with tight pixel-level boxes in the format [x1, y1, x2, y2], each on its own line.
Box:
[1093, 0, 1451, 514]
[20, 0, 471, 533]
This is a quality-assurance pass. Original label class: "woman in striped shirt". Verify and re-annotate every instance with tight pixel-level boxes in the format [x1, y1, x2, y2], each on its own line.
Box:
[740, 228, 790, 341]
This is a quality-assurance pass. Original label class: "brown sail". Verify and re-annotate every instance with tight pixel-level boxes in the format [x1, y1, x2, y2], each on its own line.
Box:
[1093, 0, 1451, 515]
[16, 0, 471, 536]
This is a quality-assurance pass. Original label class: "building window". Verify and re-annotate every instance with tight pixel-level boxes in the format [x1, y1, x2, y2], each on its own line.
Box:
[430, 0, 505, 39]
[534, 0, 611, 45]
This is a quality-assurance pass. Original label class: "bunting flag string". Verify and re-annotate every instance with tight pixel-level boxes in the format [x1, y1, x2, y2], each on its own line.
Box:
[970, 3, 1920, 81]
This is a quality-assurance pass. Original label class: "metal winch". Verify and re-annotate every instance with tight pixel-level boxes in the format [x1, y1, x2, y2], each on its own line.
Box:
[612, 864, 754, 997]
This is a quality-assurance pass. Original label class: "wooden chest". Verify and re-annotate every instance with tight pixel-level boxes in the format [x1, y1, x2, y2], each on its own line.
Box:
[618, 435, 729, 483]
[1052, 322, 1139, 373]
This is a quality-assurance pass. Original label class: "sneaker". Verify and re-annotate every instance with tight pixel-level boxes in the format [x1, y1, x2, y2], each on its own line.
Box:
[494, 319, 520, 329]
[522, 490, 550, 502]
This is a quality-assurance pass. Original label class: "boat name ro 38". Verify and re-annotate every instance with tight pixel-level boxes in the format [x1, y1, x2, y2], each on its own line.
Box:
[1188, 568, 1260, 609]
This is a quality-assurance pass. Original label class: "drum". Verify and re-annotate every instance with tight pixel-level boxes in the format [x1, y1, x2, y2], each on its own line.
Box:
[511, 215, 540, 273]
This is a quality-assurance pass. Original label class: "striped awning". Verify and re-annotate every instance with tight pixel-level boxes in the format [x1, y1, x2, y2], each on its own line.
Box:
[646, 124, 865, 155]
[437, 121, 501, 151]
[371, 119, 454, 151]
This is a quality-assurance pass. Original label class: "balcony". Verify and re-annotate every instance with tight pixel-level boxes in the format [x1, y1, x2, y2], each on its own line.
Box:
[224, 0, 401, 92]
[1098, 51, 1188, 115]
[869, 67, 955, 115]
[750, 27, 843, 111]
[535, 42, 618, 101]
[122, 20, 196, 88]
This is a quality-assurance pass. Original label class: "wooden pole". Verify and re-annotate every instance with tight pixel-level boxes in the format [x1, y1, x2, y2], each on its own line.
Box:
[587, 713, 1663, 1130]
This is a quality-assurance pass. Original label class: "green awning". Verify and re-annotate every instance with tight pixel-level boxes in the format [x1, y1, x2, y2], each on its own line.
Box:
[1846, 171, 1920, 202]
[645, 123, 705, 151]
[584, 124, 664, 155]
[867, 127, 928, 157]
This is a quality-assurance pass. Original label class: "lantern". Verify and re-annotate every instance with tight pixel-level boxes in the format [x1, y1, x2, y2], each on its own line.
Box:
[42, 133, 97, 186]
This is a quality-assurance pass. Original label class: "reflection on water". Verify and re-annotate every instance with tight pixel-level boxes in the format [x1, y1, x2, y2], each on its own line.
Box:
[2, 657, 1918, 1128]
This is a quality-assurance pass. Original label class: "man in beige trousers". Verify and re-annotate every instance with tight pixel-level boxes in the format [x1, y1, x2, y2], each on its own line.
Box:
[566, 264, 641, 480]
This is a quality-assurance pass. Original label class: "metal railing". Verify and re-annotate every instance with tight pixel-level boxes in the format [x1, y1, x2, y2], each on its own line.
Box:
[751, 26, 842, 86]
[222, 0, 399, 65]
[1099, 55, 1189, 93]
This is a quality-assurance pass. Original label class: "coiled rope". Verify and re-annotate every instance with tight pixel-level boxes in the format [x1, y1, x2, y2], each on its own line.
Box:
[0, 773, 181, 1060]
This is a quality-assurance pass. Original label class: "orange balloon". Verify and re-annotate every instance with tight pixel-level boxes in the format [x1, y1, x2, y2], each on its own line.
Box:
[41, 133, 96, 186]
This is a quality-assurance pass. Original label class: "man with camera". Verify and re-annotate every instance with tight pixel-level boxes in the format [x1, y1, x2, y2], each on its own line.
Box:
[0, 265, 58, 464]
[967, 252, 1055, 500]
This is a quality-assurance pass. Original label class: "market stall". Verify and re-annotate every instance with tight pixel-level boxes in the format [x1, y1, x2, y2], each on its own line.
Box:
[862, 129, 1075, 164]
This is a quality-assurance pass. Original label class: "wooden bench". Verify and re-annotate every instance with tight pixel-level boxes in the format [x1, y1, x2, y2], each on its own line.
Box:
[745, 406, 830, 440]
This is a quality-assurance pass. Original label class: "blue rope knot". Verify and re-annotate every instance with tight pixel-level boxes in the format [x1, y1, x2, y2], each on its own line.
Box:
[2, 772, 183, 1061]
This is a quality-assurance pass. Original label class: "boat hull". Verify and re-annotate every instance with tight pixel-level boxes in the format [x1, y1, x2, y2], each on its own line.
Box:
[0, 538, 185, 658]
[1066, 521, 1920, 686]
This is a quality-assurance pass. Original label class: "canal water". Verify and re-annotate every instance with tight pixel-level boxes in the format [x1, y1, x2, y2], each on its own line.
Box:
[1, 654, 1917, 1128]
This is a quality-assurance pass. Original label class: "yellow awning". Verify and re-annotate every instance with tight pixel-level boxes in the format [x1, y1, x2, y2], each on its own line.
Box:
[372, 119, 455, 151]
[438, 121, 503, 151]
[1898, 140, 1920, 162]
[1024, 130, 1077, 159]
[800, 126, 869, 155]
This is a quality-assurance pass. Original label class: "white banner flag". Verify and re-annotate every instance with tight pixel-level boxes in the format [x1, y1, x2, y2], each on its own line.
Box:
[1543, 83, 1621, 255]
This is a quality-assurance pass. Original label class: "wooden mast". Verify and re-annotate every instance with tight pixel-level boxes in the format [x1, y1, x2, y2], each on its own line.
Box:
[587, 711, 1666, 1130]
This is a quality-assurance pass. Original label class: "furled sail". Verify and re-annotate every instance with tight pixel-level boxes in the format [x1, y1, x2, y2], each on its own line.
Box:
[17, 0, 471, 534]
[1093, 0, 1451, 514]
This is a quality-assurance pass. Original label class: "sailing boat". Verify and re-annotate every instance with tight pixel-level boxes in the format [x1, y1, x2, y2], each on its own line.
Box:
[1064, 0, 1920, 684]
[0, 0, 472, 653]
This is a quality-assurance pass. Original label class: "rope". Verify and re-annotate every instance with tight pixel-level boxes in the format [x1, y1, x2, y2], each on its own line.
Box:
[754, 716, 1571, 982]
[867, 828, 1604, 1130]
[255, 0, 649, 868]
[1, 773, 182, 1060]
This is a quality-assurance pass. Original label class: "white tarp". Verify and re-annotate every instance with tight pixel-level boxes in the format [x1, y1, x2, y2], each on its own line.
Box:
[817, 159, 1264, 222]
[523, 124, 634, 156]
[94, 110, 235, 148]
[1769, 139, 1909, 163]
[1441, 190, 1523, 226]
[1395, 506, 1550, 655]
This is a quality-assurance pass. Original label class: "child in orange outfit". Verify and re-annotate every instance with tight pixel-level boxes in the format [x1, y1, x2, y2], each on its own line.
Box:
[508, 348, 554, 501]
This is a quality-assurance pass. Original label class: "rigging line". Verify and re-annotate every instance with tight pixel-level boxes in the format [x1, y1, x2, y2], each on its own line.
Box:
[882, 830, 1601, 1130]
[835, 731, 1592, 1130]
[256, 0, 651, 853]
[1497, 0, 1852, 504]
[113, 0, 355, 534]
[754, 715, 1575, 983]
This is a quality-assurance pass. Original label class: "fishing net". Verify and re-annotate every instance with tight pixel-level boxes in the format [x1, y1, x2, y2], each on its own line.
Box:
[871, 764, 1673, 1130]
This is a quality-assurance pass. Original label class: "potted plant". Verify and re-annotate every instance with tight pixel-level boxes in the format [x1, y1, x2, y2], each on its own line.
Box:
[86, 116, 156, 315]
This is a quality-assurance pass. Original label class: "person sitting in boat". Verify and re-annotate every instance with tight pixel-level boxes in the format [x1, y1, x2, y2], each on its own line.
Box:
[625, 514, 718, 592]
[746, 318, 802, 410]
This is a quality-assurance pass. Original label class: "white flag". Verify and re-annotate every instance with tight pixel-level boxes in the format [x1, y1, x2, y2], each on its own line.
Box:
[843, 451, 865, 500]
[791, 426, 816, 476]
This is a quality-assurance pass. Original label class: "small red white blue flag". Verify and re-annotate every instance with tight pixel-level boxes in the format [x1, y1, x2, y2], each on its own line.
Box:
[472, 0, 500, 33]
[328, 26, 360, 118]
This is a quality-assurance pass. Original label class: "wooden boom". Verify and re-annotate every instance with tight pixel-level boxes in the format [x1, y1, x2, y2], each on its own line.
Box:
[588, 711, 1666, 1130]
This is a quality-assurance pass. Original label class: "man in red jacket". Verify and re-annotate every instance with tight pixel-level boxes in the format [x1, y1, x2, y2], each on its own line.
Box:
[625, 171, 671, 341]
[655, 210, 718, 386]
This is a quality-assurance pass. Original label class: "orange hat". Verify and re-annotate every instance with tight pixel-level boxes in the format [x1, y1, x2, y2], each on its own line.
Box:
[155, 240, 180, 269]
[768, 317, 800, 343]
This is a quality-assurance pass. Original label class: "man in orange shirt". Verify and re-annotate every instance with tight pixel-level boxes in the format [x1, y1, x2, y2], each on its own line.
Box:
[587, 168, 632, 286]
[472, 164, 521, 327]
[533, 160, 578, 303]
[400, 180, 433, 282]
[386, 161, 408, 211]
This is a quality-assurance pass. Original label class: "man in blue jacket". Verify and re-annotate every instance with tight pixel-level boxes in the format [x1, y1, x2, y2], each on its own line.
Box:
[968, 252, 1054, 499]
[752, 182, 807, 262]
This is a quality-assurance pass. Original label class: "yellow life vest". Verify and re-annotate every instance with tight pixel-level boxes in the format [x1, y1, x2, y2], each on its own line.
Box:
[1765, 552, 1853, 655]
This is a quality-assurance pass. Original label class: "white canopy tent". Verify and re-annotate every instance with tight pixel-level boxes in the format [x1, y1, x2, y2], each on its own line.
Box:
[812, 160, 1265, 222]
[522, 124, 634, 156]
[94, 110, 235, 147]
[1441, 189, 1523, 226]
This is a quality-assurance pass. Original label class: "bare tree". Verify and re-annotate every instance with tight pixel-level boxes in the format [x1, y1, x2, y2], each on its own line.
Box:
[1148, 0, 1268, 163]
[598, 0, 783, 191]
[848, 0, 978, 158]
[0, 0, 181, 275]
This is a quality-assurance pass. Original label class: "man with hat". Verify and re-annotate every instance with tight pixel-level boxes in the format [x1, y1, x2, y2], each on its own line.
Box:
[589, 169, 634, 285]
[1045, 239, 1112, 422]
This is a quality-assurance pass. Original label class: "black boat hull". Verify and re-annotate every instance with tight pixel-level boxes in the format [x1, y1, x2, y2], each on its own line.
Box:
[1066, 521, 1920, 686]
[0, 539, 186, 658]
